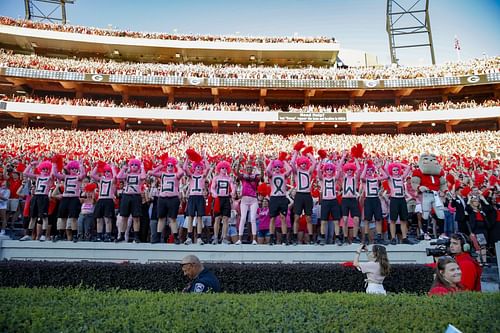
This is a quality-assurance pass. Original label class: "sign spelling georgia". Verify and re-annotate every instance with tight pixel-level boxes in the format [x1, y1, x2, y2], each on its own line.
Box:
[278, 112, 347, 122]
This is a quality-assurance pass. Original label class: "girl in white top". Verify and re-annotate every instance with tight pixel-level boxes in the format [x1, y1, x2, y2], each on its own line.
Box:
[353, 244, 391, 295]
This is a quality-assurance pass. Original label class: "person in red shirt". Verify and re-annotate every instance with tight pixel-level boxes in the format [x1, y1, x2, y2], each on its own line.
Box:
[449, 233, 482, 291]
[428, 256, 464, 296]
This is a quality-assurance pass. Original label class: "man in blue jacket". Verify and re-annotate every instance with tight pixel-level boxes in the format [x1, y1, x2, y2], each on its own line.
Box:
[181, 255, 221, 293]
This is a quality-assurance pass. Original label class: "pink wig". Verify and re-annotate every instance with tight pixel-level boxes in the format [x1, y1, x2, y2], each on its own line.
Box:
[365, 161, 376, 171]
[38, 161, 52, 171]
[192, 162, 204, 172]
[296, 156, 311, 169]
[342, 163, 357, 173]
[388, 162, 402, 176]
[66, 160, 80, 170]
[216, 161, 231, 174]
[165, 157, 178, 166]
[271, 160, 284, 169]
[103, 164, 112, 172]
[128, 159, 141, 167]
[322, 162, 336, 172]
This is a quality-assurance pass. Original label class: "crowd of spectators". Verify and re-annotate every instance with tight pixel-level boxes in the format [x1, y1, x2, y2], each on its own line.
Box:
[0, 127, 497, 165]
[0, 16, 335, 44]
[5, 94, 500, 114]
[1, 49, 499, 80]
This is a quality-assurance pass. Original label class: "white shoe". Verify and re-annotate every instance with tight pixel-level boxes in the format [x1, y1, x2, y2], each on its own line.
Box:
[184, 237, 193, 245]
[234, 240, 242, 245]
[222, 239, 230, 245]
[20, 235, 32, 241]
[0, 230, 5, 235]
[39, 235, 46, 242]
[196, 238, 204, 245]
[424, 233, 431, 241]
[211, 238, 218, 245]
[252, 240, 258, 245]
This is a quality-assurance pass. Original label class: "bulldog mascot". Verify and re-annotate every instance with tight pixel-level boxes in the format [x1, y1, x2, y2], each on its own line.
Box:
[411, 153, 447, 237]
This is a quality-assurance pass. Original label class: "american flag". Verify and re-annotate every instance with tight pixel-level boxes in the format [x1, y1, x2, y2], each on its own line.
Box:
[454, 36, 461, 51]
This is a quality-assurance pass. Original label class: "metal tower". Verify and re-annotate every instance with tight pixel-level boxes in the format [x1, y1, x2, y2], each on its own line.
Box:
[24, 0, 74, 24]
[386, 0, 435, 65]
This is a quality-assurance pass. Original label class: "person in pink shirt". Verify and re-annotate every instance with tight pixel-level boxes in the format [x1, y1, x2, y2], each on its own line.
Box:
[182, 152, 210, 245]
[360, 160, 388, 245]
[53, 160, 86, 242]
[90, 163, 117, 242]
[340, 154, 361, 244]
[257, 198, 271, 244]
[235, 158, 263, 245]
[290, 150, 316, 245]
[384, 161, 416, 244]
[116, 158, 146, 243]
[211, 160, 236, 245]
[266, 158, 292, 245]
[150, 157, 184, 244]
[317, 158, 342, 246]
[23, 160, 55, 241]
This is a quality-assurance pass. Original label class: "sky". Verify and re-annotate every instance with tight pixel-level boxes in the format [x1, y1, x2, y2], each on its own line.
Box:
[1, 0, 499, 66]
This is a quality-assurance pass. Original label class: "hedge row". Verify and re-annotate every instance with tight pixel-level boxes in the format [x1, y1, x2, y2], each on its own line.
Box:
[1, 287, 499, 333]
[0, 260, 434, 293]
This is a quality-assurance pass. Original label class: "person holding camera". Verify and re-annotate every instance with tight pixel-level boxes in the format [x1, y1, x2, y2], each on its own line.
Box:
[449, 233, 482, 291]
[428, 256, 464, 295]
[353, 244, 390, 295]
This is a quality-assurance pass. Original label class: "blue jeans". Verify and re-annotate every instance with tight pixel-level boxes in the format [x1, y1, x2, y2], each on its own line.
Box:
[444, 210, 455, 236]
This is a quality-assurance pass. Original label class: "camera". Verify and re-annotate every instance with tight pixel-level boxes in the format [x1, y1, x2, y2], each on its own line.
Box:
[425, 238, 450, 257]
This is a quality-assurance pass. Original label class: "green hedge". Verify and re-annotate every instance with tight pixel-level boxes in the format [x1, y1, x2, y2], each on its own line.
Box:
[0, 261, 434, 293]
[0, 287, 498, 333]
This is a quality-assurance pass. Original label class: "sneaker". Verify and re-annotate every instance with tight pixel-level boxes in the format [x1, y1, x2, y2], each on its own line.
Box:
[19, 235, 32, 241]
[73, 236, 78, 243]
[184, 237, 193, 245]
[133, 236, 141, 244]
[352, 237, 361, 244]
[402, 238, 417, 245]
[221, 239, 230, 245]
[375, 237, 389, 245]
[39, 235, 46, 242]
[234, 240, 242, 245]
[0, 230, 5, 235]
[335, 238, 343, 246]
[424, 233, 431, 241]
[319, 238, 326, 246]
[308, 240, 315, 245]
[196, 238, 204, 245]
[115, 236, 124, 243]
[252, 240, 258, 245]
[211, 238, 218, 245]
[174, 238, 181, 245]
[390, 238, 398, 245]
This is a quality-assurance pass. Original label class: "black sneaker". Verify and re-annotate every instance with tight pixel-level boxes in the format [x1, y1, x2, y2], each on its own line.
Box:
[390, 238, 398, 245]
[352, 237, 361, 244]
[174, 238, 181, 245]
[133, 236, 141, 244]
[115, 236, 124, 243]
[335, 238, 343, 246]
[103, 234, 111, 242]
[402, 238, 417, 245]
[319, 238, 326, 246]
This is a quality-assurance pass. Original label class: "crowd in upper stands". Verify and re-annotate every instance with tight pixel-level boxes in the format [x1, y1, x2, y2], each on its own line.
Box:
[0, 16, 335, 44]
[5, 94, 500, 114]
[1, 49, 499, 80]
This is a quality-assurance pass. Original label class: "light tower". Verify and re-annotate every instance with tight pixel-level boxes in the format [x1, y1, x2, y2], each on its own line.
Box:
[24, 0, 74, 24]
[386, 0, 435, 65]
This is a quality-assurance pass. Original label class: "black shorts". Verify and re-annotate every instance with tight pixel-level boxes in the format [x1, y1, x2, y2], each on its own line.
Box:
[157, 196, 180, 219]
[389, 197, 408, 222]
[30, 194, 49, 218]
[94, 199, 116, 219]
[364, 197, 383, 222]
[58, 197, 81, 219]
[215, 196, 231, 218]
[187, 195, 205, 217]
[294, 192, 313, 216]
[320, 199, 341, 221]
[269, 196, 289, 218]
[119, 194, 142, 218]
[341, 198, 360, 218]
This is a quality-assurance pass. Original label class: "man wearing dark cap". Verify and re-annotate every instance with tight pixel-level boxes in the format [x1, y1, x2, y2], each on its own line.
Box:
[181, 255, 221, 293]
